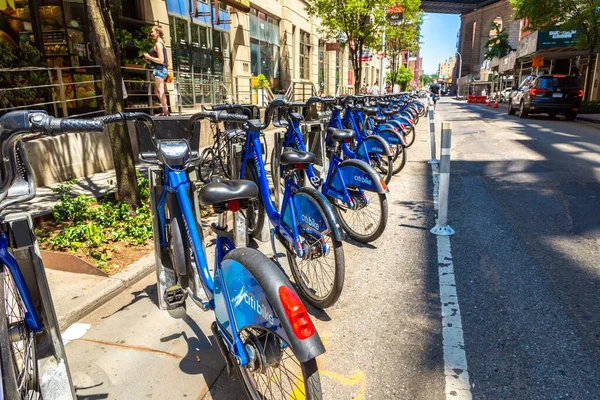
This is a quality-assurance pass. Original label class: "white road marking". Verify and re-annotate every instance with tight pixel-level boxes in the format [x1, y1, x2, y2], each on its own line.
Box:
[62, 322, 91, 345]
[432, 163, 473, 400]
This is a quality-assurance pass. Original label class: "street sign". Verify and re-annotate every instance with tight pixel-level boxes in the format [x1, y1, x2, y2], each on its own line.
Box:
[532, 56, 544, 68]
[387, 5, 404, 26]
[326, 42, 341, 51]
[537, 29, 579, 49]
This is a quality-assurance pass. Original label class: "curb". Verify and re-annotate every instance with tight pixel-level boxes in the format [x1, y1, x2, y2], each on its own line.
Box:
[57, 253, 155, 330]
[577, 116, 600, 124]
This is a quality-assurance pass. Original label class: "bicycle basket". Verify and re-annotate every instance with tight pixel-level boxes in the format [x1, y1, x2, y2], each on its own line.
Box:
[135, 116, 200, 162]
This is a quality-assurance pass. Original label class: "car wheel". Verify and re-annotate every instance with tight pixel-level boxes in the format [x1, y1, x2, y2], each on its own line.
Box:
[519, 101, 528, 118]
[565, 111, 577, 121]
[508, 101, 516, 115]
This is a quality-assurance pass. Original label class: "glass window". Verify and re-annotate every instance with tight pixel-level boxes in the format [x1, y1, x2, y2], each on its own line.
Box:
[250, 39, 260, 76]
[300, 30, 310, 79]
[250, 10, 258, 39]
[258, 12, 267, 42]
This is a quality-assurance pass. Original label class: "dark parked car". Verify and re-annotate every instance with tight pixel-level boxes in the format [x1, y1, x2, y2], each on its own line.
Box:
[508, 75, 582, 120]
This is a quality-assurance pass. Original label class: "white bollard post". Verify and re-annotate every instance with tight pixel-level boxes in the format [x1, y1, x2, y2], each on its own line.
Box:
[427, 103, 439, 164]
[431, 122, 455, 236]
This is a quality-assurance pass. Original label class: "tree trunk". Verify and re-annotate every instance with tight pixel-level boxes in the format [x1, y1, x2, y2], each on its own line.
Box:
[87, 0, 141, 209]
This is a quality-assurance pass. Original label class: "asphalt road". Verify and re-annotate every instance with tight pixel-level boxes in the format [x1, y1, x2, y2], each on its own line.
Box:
[63, 98, 600, 399]
[435, 99, 600, 399]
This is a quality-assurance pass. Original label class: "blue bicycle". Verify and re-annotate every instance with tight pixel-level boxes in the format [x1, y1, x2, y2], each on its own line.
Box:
[231, 101, 346, 309]
[76, 111, 325, 399]
[0, 111, 86, 399]
[270, 97, 390, 243]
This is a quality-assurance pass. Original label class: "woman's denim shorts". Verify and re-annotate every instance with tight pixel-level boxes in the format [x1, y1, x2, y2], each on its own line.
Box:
[153, 65, 168, 79]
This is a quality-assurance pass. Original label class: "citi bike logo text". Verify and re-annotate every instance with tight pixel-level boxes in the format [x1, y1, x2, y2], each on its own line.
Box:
[244, 292, 275, 325]
[302, 214, 321, 231]
[354, 175, 373, 185]
[253, 152, 261, 178]
[371, 146, 384, 153]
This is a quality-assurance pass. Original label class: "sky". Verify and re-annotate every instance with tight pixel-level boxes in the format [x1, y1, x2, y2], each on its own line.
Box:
[420, 13, 461, 75]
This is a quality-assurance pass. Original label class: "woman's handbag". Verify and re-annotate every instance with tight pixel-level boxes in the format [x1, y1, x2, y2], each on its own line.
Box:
[165, 71, 174, 83]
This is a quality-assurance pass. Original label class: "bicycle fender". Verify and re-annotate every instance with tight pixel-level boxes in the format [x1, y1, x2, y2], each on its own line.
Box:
[362, 135, 393, 157]
[377, 128, 407, 146]
[380, 122, 405, 134]
[220, 248, 326, 363]
[337, 158, 389, 194]
[296, 187, 345, 242]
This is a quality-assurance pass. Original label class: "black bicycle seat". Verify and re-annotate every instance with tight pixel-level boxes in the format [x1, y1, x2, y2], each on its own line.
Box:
[279, 148, 316, 166]
[327, 127, 355, 142]
[373, 116, 387, 124]
[334, 105, 344, 112]
[362, 107, 377, 116]
[198, 179, 258, 207]
[383, 110, 395, 117]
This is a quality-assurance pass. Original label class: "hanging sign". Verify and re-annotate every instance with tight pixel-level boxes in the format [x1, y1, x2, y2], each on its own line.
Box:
[532, 56, 544, 68]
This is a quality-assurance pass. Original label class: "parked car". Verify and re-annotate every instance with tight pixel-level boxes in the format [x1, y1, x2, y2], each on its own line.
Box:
[508, 74, 582, 120]
[500, 88, 514, 102]
[441, 88, 450, 96]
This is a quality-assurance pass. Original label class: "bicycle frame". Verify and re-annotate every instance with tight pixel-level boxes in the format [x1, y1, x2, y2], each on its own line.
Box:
[281, 117, 371, 206]
[240, 128, 321, 259]
[0, 233, 42, 332]
[155, 165, 256, 365]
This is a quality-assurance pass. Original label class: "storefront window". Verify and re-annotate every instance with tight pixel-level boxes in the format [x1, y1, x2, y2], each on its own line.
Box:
[249, 9, 280, 84]
[0, 0, 35, 46]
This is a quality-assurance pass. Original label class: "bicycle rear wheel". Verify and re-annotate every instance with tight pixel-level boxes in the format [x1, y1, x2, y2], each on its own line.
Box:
[226, 249, 322, 400]
[334, 174, 388, 243]
[404, 125, 416, 148]
[370, 152, 393, 185]
[199, 147, 217, 182]
[0, 264, 39, 399]
[391, 143, 407, 174]
[286, 189, 345, 309]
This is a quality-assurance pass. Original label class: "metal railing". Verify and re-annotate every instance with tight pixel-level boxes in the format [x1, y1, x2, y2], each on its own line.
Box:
[286, 80, 317, 101]
[0, 65, 233, 118]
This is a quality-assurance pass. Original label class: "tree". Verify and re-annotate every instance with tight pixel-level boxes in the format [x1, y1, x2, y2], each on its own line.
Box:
[430, 73, 438, 81]
[87, 0, 141, 209]
[396, 66, 413, 90]
[511, 0, 600, 96]
[420, 74, 432, 86]
[306, 0, 392, 92]
[483, 22, 512, 60]
[385, 1, 422, 88]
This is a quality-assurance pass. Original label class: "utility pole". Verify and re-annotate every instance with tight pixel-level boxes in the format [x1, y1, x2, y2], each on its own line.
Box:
[379, 8, 386, 91]
[455, 51, 462, 98]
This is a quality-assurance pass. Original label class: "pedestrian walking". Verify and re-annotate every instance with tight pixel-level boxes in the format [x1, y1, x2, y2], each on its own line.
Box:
[430, 79, 441, 110]
[371, 83, 380, 95]
[143, 25, 170, 116]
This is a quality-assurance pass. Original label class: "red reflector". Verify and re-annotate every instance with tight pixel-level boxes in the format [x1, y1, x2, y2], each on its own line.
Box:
[578, 90, 584, 97]
[380, 179, 387, 191]
[296, 163, 304, 170]
[279, 286, 315, 340]
[228, 199, 241, 212]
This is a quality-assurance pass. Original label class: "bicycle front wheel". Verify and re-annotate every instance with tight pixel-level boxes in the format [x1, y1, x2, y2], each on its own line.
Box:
[286, 189, 345, 309]
[391, 143, 408, 174]
[199, 147, 216, 182]
[0, 264, 39, 399]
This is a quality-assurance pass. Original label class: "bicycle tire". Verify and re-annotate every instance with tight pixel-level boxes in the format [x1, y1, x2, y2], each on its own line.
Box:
[244, 163, 266, 239]
[225, 249, 322, 400]
[166, 196, 190, 295]
[404, 125, 416, 148]
[199, 147, 216, 182]
[392, 144, 407, 175]
[371, 152, 393, 185]
[0, 264, 40, 399]
[286, 189, 345, 309]
[334, 162, 388, 243]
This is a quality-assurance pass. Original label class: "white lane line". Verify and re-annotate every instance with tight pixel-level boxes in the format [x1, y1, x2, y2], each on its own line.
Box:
[431, 163, 473, 400]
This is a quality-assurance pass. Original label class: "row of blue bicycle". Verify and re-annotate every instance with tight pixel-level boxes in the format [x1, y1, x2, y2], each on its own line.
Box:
[0, 92, 425, 399]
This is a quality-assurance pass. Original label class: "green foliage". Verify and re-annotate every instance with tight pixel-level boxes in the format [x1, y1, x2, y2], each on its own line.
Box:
[385, 3, 422, 87]
[40, 173, 153, 270]
[115, 26, 155, 66]
[510, 0, 597, 53]
[305, 0, 422, 90]
[253, 74, 271, 89]
[420, 74, 432, 86]
[483, 23, 513, 61]
[0, 42, 50, 109]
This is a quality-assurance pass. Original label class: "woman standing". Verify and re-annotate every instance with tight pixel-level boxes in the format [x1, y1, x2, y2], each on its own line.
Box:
[143, 25, 170, 116]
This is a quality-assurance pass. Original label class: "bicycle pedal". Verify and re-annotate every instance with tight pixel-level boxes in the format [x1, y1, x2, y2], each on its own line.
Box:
[164, 285, 188, 308]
